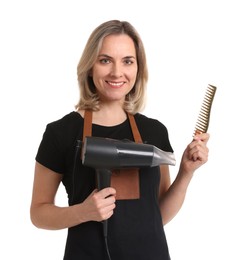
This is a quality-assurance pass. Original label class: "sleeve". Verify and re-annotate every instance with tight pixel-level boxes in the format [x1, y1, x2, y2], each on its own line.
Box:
[136, 114, 174, 153]
[35, 124, 66, 174]
[148, 119, 173, 153]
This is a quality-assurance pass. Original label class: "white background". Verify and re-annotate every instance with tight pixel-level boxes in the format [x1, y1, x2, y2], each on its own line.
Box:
[1, 0, 240, 259]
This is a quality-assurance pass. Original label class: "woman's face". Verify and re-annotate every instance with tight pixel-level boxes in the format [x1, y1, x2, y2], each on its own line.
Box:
[91, 34, 138, 104]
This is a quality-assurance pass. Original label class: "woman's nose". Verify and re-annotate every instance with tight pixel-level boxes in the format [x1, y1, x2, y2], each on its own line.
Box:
[110, 63, 123, 77]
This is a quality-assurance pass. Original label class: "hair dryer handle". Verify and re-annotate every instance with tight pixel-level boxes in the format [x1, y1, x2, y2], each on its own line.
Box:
[96, 169, 112, 190]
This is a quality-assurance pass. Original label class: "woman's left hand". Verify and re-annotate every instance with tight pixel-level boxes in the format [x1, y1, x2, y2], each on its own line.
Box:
[180, 133, 210, 174]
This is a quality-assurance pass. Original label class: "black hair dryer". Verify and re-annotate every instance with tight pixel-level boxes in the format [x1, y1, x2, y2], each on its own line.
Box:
[81, 136, 176, 190]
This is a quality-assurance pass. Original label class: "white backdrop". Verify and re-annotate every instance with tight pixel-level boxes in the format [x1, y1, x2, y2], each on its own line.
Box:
[1, 0, 240, 259]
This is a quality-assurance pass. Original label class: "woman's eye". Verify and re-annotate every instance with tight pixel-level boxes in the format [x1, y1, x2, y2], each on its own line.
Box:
[124, 59, 134, 65]
[100, 59, 110, 64]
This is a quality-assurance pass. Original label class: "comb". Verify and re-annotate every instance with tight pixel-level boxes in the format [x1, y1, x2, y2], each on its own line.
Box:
[194, 84, 217, 135]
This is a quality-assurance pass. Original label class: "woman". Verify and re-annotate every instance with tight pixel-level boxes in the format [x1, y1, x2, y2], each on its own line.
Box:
[30, 20, 209, 260]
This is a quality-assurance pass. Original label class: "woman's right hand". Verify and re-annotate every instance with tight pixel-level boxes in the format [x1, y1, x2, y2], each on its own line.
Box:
[79, 188, 116, 223]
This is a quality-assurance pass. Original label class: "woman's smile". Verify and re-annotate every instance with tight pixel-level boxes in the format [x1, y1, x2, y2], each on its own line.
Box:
[106, 81, 126, 88]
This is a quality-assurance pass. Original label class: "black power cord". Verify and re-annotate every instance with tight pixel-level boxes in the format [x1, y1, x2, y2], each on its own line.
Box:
[70, 140, 81, 205]
[103, 221, 112, 260]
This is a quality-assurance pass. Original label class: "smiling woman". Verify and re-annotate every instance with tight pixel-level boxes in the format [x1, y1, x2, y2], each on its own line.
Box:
[76, 20, 148, 115]
[30, 19, 210, 260]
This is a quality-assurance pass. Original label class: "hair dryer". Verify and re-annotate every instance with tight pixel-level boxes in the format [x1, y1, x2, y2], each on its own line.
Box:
[81, 135, 176, 195]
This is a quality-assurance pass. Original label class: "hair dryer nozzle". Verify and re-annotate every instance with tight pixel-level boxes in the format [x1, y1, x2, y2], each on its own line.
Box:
[81, 137, 176, 169]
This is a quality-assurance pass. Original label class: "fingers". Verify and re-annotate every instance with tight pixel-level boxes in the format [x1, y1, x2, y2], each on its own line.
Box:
[180, 133, 210, 174]
[94, 188, 116, 220]
[193, 132, 210, 144]
[97, 187, 116, 199]
[191, 145, 209, 162]
[189, 137, 209, 162]
[85, 188, 116, 222]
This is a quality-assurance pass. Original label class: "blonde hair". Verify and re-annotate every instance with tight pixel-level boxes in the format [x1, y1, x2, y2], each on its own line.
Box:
[76, 20, 148, 114]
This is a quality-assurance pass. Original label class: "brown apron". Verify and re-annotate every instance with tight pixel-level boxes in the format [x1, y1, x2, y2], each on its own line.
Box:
[82, 110, 143, 200]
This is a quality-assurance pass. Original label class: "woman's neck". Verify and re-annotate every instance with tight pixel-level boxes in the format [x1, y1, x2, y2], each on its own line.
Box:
[92, 106, 127, 126]
[77, 104, 127, 127]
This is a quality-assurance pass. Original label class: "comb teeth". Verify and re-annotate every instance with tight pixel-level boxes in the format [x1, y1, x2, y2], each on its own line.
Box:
[194, 84, 217, 135]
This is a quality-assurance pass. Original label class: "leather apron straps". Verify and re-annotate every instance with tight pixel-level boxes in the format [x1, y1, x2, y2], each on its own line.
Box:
[83, 109, 93, 138]
[83, 110, 142, 200]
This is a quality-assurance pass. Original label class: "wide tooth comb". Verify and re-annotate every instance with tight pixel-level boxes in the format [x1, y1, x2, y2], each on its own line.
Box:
[194, 84, 217, 135]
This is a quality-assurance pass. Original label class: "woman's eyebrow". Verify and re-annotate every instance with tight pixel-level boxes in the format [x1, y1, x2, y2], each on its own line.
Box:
[98, 54, 136, 59]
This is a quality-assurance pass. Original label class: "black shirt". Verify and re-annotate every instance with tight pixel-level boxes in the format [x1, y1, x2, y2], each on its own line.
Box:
[36, 111, 173, 260]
